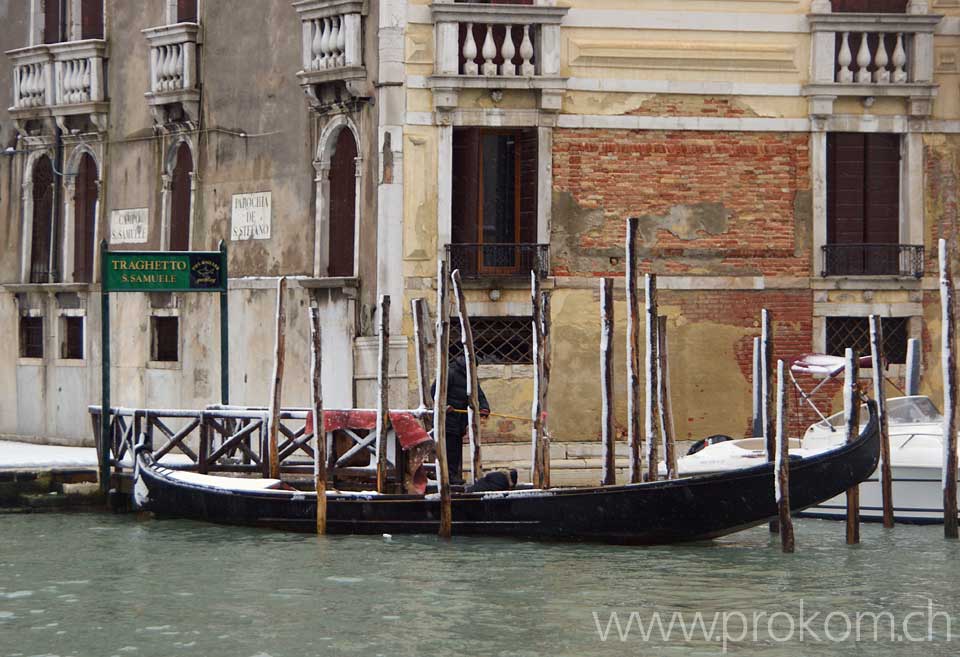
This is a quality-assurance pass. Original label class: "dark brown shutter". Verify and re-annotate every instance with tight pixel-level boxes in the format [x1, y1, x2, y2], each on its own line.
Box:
[328, 129, 357, 277]
[80, 0, 103, 39]
[830, 0, 907, 11]
[827, 133, 866, 245]
[177, 0, 198, 22]
[31, 156, 55, 283]
[864, 134, 900, 244]
[73, 154, 98, 282]
[452, 127, 480, 245]
[517, 129, 538, 245]
[43, 0, 61, 44]
[170, 144, 193, 251]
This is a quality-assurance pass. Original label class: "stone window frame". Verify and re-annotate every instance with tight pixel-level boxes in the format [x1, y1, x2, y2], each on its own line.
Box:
[165, 0, 201, 25]
[55, 307, 86, 364]
[313, 114, 363, 279]
[159, 134, 198, 252]
[61, 141, 103, 284]
[28, 0, 107, 46]
[18, 308, 45, 364]
[147, 307, 182, 369]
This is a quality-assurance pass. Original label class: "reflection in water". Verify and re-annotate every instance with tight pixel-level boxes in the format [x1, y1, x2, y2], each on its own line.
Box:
[0, 513, 959, 656]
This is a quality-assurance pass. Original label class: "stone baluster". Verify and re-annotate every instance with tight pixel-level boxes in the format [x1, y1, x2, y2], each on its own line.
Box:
[855, 32, 872, 83]
[481, 24, 497, 76]
[892, 33, 907, 82]
[158, 47, 168, 90]
[311, 19, 323, 69]
[519, 24, 535, 76]
[319, 17, 331, 69]
[82, 58, 91, 101]
[63, 60, 75, 103]
[463, 23, 478, 75]
[874, 33, 890, 83]
[336, 15, 346, 67]
[329, 16, 341, 67]
[501, 25, 516, 76]
[837, 31, 853, 82]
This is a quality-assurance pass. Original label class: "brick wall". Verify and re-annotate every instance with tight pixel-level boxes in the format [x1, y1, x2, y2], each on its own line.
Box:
[551, 129, 812, 278]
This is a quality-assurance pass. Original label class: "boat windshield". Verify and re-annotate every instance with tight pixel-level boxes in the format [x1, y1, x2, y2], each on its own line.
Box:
[813, 396, 942, 431]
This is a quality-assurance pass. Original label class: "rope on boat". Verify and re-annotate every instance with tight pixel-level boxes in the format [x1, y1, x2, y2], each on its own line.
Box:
[448, 408, 545, 423]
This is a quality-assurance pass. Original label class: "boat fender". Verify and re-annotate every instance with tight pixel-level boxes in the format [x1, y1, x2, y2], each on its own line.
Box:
[686, 434, 735, 456]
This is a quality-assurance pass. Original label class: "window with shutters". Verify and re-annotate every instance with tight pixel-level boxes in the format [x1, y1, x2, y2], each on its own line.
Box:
[177, 0, 197, 23]
[448, 127, 545, 278]
[826, 316, 909, 364]
[169, 143, 193, 251]
[328, 129, 358, 278]
[822, 133, 921, 277]
[73, 153, 97, 283]
[43, 0, 62, 43]
[80, 0, 103, 39]
[30, 156, 55, 284]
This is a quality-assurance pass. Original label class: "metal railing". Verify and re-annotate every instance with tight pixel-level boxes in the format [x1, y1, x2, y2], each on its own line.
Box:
[446, 243, 549, 279]
[821, 243, 923, 278]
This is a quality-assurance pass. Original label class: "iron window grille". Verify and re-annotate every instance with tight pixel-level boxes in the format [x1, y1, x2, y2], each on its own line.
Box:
[61, 316, 84, 360]
[825, 316, 909, 364]
[449, 316, 533, 365]
[19, 317, 43, 358]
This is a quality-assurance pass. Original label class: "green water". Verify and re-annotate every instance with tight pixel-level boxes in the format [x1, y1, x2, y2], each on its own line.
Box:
[1, 513, 959, 657]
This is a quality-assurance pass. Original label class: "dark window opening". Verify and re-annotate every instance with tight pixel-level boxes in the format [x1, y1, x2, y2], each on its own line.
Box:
[80, 0, 103, 39]
[826, 316, 909, 364]
[170, 143, 193, 251]
[43, 0, 62, 44]
[61, 316, 84, 359]
[20, 317, 44, 359]
[328, 129, 358, 277]
[152, 316, 179, 362]
[73, 153, 97, 283]
[30, 155, 55, 284]
[177, 0, 198, 22]
[449, 316, 533, 365]
[451, 127, 538, 277]
[830, 0, 908, 12]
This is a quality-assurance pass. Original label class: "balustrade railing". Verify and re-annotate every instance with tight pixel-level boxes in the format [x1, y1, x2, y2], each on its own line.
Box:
[446, 243, 549, 279]
[13, 59, 51, 108]
[834, 31, 908, 83]
[460, 22, 536, 77]
[295, 1, 364, 73]
[821, 243, 924, 278]
[143, 23, 199, 95]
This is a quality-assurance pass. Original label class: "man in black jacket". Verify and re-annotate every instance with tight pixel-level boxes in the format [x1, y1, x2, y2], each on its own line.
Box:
[431, 355, 490, 484]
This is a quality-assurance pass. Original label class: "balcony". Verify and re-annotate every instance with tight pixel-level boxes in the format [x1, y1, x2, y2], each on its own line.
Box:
[820, 243, 923, 278]
[429, 2, 568, 112]
[804, 6, 941, 116]
[7, 40, 108, 134]
[446, 243, 549, 280]
[293, 0, 371, 110]
[142, 22, 201, 126]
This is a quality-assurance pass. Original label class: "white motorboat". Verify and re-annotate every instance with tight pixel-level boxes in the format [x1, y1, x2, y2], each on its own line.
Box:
[673, 395, 955, 524]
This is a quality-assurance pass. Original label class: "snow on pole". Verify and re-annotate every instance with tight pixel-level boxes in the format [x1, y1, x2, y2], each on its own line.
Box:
[644, 274, 660, 482]
[600, 277, 616, 486]
[540, 290, 553, 489]
[752, 337, 763, 437]
[626, 217, 642, 483]
[433, 260, 453, 539]
[411, 298, 433, 411]
[939, 238, 959, 539]
[375, 295, 391, 494]
[451, 269, 482, 485]
[267, 276, 287, 480]
[531, 271, 546, 488]
[774, 358, 795, 553]
[657, 315, 678, 479]
[309, 307, 327, 535]
[869, 314, 894, 528]
[843, 347, 861, 545]
[905, 338, 921, 397]
[761, 308, 778, 533]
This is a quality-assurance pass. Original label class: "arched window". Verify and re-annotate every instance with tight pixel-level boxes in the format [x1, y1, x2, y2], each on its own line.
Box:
[328, 129, 357, 277]
[80, 0, 103, 39]
[170, 143, 193, 251]
[43, 0, 62, 44]
[73, 153, 98, 283]
[178, 0, 197, 23]
[30, 156, 55, 283]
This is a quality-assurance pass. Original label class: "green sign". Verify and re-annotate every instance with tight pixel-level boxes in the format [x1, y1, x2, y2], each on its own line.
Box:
[103, 251, 227, 292]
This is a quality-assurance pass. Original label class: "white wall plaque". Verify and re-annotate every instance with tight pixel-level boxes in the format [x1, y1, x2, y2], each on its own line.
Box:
[231, 191, 272, 240]
[109, 208, 149, 244]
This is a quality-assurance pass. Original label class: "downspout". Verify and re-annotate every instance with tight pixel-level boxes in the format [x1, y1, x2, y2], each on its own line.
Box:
[49, 0, 67, 282]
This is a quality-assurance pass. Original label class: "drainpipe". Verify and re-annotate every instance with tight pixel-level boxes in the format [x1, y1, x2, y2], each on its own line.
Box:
[48, 0, 67, 283]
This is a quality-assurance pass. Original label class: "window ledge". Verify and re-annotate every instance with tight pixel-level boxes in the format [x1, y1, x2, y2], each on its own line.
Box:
[53, 359, 86, 367]
[802, 82, 938, 98]
[16, 358, 44, 366]
[3, 283, 94, 293]
[147, 360, 181, 370]
[298, 276, 359, 290]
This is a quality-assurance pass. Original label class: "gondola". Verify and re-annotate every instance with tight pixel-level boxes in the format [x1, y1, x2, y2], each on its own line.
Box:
[132, 402, 880, 545]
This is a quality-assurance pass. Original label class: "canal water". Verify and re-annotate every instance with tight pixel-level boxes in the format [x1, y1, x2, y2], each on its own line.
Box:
[2, 513, 959, 657]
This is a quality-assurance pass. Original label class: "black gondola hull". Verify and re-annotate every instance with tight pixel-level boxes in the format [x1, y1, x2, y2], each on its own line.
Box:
[134, 404, 881, 544]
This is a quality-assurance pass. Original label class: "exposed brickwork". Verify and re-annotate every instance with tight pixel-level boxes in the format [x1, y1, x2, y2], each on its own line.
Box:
[552, 130, 812, 278]
[626, 95, 759, 118]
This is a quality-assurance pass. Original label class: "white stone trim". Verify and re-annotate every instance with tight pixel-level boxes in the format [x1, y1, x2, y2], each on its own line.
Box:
[436, 124, 453, 265]
[813, 302, 923, 317]
[61, 142, 102, 284]
[556, 114, 813, 132]
[314, 115, 362, 279]
[20, 148, 56, 284]
[160, 135, 197, 251]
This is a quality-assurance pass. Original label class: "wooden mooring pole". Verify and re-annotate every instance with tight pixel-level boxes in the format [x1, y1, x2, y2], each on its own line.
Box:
[411, 298, 433, 411]
[844, 347, 861, 545]
[452, 270, 482, 485]
[375, 295, 391, 494]
[775, 359, 795, 553]
[267, 276, 287, 480]
[869, 315, 894, 528]
[626, 217, 643, 483]
[905, 338, 921, 397]
[752, 337, 763, 437]
[531, 272, 548, 488]
[761, 308, 777, 533]
[658, 315, 678, 479]
[309, 308, 327, 535]
[645, 274, 660, 482]
[600, 277, 616, 486]
[939, 238, 959, 539]
[539, 289, 553, 489]
[433, 261, 453, 539]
